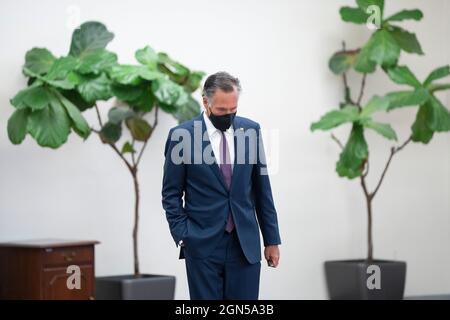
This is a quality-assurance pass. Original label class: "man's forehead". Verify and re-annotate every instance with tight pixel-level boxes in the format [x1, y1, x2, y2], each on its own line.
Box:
[211, 88, 239, 102]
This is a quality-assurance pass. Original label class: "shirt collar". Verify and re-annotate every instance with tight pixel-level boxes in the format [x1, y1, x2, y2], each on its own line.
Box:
[202, 111, 234, 136]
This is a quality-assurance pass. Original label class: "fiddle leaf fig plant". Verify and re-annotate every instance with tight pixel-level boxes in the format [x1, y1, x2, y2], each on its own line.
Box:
[311, 0, 450, 261]
[337, 0, 424, 73]
[7, 21, 205, 276]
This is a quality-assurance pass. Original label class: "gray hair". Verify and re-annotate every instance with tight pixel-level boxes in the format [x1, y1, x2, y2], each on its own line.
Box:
[202, 71, 242, 101]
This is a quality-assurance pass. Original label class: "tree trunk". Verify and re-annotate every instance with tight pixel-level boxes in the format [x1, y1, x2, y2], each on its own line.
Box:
[132, 171, 140, 276]
[366, 197, 373, 262]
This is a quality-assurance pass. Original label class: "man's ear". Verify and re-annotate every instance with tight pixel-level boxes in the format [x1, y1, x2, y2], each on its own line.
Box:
[202, 96, 209, 114]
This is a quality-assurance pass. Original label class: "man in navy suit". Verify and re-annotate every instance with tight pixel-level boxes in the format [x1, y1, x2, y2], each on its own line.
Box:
[162, 72, 281, 300]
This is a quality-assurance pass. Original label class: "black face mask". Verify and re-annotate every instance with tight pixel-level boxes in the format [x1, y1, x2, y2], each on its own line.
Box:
[208, 109, 236, 131]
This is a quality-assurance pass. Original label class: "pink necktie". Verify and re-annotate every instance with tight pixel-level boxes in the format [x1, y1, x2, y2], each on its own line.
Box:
[219, 131, 235, 233]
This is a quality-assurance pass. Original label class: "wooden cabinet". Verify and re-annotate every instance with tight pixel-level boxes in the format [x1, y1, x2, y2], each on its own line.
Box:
[0, 239, 99, 300]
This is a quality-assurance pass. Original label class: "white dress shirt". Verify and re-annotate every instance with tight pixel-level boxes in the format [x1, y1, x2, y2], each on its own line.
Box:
[203, 111, 235, 170]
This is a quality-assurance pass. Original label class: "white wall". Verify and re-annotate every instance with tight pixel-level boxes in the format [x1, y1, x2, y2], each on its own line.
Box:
[0, 0, 449, 299]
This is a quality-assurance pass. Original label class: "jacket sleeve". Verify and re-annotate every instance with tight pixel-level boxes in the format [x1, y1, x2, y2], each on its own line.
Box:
[161, 128, 188, 247]
[252, 123, 282, 247]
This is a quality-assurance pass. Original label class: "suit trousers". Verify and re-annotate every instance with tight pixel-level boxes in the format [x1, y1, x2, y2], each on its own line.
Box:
[184, 229, 261, 300]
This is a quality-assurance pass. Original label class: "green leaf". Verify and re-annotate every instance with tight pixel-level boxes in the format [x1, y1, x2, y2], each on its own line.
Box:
[69, 21, 114, 57]
[108, 106, 135, 124]
[362, 119, 397, 140]
[339, 7, 369, 24]
[385, 9, 423, 22]
[311, 105, 360, 131]
[109, 63, 162, 87]
[355, 29, 401, 73]
[157, 52, 190, 83]
[24, 48, 56, 75]
[356, 0, 384, 15]
[428, 83, 450, 93]
[151, 78, 187, 109]
[365, 29, 400, 68]
[111, 84, 142, 101]
[135, 46, 158, 69]
[386, 65, 421, 88]
[424, 65, 450, 87]
[121, 141, 136, 154]
[54, 90, 90, 139]
[389, 26, 423, 55]
[137, 67, 163, 81]
[426, 96, 450, 132]
[99, 122, 122, 144]
[174, 96, 202, 123]
[111, 83, 155, 112]
[109, 65, 144, 85]
[60, 89, 95, 111]
[27, 94, 71, 148]
[77, 72, 112, 102]
[129, 86, 155, 112]
[184, 71, 206, 92]
[385, 89, 429, 110]
[46, 72, 79, 90]
[354, 45, 377, 73]
[10, 85, 50, 111]
[411, 104, 434, 143]
[336, 124, 368, 179]
[45, 56, 79, 80]
[329, 50, 359, 75]
[411, 96, 450, 143]
[77, 49, 118, 74]
[43, 56, 79, 89]
[22, 67, 41, 79]
[360, 95, 389, 117]
[7, 108, 30, 144]
[125, 117, 152, 141]
[158, 103, 177, 113]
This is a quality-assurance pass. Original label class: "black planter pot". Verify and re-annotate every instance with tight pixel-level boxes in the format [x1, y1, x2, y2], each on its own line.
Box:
[324, 260, 406, 300]
[95, 274, 176, 300]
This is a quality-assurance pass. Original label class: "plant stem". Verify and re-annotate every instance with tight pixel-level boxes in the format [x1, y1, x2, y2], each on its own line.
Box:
[132, 170, 140, 276]
[130, 106, 158, 276]
[91, 128, 134, 174]
[360, 170, 373, 261]
[371, 136, 412, 198]
[356, 73, 367, 107]
[330, 133, 413, 261]
[331, 133, 344, 149]
[136, 106, 158, 167]
[131, 137, 136, 166]
[341, 41, 354, 105]
[95, 104, 103, 127]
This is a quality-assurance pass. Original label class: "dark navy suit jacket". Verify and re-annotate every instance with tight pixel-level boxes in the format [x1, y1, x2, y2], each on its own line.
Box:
[161, 113, 281, 264]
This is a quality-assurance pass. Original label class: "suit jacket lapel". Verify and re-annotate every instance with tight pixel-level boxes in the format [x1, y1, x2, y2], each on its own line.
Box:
[230, 116, 243, 192]
[193, 114, 228, 192]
